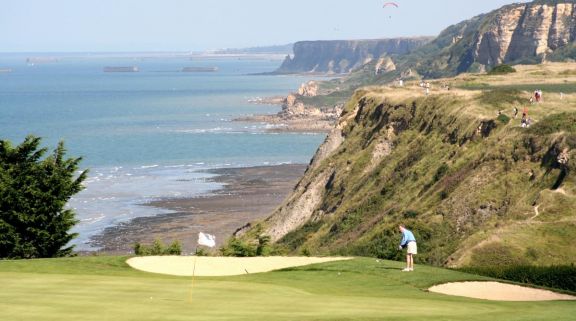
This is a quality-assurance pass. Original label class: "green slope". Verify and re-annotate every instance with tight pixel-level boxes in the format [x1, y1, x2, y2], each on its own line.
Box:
[0, 256, 575, 321]
[246, 64, 576, 268]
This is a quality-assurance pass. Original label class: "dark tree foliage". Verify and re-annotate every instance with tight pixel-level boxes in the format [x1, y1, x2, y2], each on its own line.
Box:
[0, 136, 88, 259]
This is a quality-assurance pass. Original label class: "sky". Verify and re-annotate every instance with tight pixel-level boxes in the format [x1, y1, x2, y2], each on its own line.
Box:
[1, 0, 531, 52]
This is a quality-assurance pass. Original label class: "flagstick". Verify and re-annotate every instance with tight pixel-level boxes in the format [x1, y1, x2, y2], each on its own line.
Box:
[188, 248, 198, 303]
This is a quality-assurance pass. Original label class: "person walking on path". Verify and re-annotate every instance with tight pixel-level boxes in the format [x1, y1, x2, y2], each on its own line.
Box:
[398, 225, 417, 272]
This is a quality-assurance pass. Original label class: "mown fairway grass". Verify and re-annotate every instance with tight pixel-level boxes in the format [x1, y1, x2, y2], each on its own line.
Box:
[1, 257, 575, 321]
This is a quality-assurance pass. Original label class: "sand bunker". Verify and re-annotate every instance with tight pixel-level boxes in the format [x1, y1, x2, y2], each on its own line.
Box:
[127, 256, 351, 277]
[429, 281, 576, 301]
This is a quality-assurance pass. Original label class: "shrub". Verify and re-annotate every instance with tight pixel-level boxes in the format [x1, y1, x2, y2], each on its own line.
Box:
[133, 243, 142, 256]
[151, 239, 163, 255]
[220, 238, 256, 257]
[403, 210, 419, 219]
[195, 248, 209, 256]
[497, 114, 511, 125]
[488, 64, 516, 75]
[368, 228, 405, 261]
[439, 190, 449, 200]
[433, 164, 449, 183]
[165, 240, 182, 255]
[256, 235, 271, 256]
[133, 239, 182, 256]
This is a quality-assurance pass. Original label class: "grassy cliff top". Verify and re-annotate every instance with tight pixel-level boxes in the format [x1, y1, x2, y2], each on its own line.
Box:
[369, 62, 576, 120]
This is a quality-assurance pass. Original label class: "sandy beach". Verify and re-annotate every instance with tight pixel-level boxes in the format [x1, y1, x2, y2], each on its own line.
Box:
[89, 164, 307, 254]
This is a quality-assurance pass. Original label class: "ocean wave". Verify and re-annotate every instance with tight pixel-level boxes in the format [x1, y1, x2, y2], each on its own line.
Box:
[264, 123, 288, 129]
[175, 127, 234, 134]
[138, 164, 159, 169]
[164, 164, 186, 168]
[80, 214, 106, 225]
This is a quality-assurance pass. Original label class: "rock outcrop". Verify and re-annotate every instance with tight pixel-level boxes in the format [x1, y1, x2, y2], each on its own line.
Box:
[264, 170, 332, 242]
[264, 104, 361, 241]
[474, 2, 576, 67]
[275, 38, 432, 74]
[298, 81, 319, 97]
[239, 81, 343, 133]
[375, 57, 397, 75]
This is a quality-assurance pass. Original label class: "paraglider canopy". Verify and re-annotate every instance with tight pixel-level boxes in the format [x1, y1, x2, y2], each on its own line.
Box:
[383, 2, 399, 18]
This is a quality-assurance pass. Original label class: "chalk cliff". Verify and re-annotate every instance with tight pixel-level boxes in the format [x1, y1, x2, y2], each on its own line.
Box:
[416, 0, 576, 77]
[472, 1, 576, 67]
[275, 38, 432, 74]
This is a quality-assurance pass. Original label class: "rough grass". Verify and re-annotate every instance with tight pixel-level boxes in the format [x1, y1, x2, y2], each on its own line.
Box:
[459, 83, 576, 94]
[528, 112, 576, 135]
[299, 89, 354, 107]
[479, 89, 525, 107]
[1, 257, 575, 321]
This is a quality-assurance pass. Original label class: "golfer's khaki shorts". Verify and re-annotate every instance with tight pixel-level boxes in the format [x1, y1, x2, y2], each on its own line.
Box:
[407, 242, 417, 255]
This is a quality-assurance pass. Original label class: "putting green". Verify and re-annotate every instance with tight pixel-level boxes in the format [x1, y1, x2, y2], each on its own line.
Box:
[0, 257, 575, 321]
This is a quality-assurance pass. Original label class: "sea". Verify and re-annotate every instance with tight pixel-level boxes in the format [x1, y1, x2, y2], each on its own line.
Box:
[0, 53, 326, 250]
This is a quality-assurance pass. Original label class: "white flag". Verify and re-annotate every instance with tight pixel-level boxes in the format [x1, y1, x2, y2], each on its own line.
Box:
[198, 232, 216, 248]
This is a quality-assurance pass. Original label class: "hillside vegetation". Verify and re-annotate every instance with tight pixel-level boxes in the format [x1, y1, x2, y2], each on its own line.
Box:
[240, 63, 576, 268]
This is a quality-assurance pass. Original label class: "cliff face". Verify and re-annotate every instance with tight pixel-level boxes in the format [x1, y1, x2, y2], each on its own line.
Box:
[473, 2, 576, 67]
[275, 38, 432, 74]
[241, 64, 576, 267]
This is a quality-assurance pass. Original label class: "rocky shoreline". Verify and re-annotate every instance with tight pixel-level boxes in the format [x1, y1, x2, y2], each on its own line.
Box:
[86, 164, 307, 255]
[235, 114, 336, 133]
[239, 80, 342, 133]
[84, 81, 340, 254]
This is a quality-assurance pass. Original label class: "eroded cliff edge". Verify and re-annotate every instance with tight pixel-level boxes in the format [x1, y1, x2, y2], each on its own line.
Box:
[237, 63, 576, 268]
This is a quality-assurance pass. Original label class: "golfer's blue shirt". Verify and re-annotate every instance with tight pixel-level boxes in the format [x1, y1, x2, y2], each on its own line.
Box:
[400, 229, 416, 247]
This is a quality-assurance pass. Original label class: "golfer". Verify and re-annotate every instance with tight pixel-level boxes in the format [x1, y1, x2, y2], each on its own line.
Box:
[398, 225, 417, 272]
